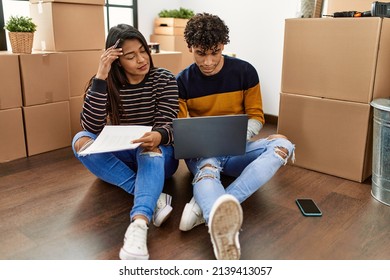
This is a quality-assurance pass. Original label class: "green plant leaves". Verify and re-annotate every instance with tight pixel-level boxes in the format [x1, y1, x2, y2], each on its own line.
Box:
[4, 16, 37, 33]
[158, 7, 194, 19]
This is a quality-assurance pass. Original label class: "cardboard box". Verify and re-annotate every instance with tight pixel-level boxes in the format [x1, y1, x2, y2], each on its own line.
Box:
[0, 52, 22, 109]
[19, 53, 70, 106]
[30, 2, 105, 51]
[153, 26, 185, 36]
[150, 34, 192, 70]
[326, 0, 374, 15]
[150, 34, 187, 51]
[69, 95, 84, 138]
[281, 18, 390, 103]
[154, 18, 188, 28]
[66, 50, 103, 97]
[29, 0, 104, 5]
[0, 108, 27, 163]
[151, 51, 182, 75]
[154, 18, 187, 36]
[277, 92, 372, 182]
[23, 101, 71, 156]
[373, 18, 390, 99]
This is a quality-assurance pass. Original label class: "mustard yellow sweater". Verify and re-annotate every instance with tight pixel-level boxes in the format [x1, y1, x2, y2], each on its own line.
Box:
[176, 55, 264, 125]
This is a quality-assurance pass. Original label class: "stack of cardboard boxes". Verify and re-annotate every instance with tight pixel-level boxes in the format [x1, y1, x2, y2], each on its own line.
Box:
[25, 0, 105, 157]
[20, 52, 72, 156]
[0, 53, 26, 162]
[29, 0, 106, 152]
[0, 0, 105, 163]
[150, 17, 193, 75]
[278, 17, 390, 182]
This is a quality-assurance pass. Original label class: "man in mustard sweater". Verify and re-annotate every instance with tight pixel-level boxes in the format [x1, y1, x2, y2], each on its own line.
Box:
[176, 13, 295, 260]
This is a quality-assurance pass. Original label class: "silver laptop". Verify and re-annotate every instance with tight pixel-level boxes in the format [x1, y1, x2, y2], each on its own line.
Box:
[172, 114, 248, 159]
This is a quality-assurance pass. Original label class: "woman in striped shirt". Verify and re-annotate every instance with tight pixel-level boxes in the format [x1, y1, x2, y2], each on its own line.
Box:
[71, 24, 179, 260]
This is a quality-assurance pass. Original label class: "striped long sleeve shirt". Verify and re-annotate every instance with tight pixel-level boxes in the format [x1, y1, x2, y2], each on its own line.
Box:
[80, 67, 179, 145]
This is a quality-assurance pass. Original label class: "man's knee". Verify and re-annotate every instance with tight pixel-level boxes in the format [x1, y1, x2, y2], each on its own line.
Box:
[193, 163, 220, 184]
[267, 134, 293, 160]
[274, 146, 289, 160]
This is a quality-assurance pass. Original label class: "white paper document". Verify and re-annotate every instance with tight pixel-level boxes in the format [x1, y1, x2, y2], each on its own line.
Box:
[78, 125, 152, 156]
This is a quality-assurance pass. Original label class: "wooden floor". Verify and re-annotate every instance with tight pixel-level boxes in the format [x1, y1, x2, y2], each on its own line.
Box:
[1, 124, 390, 260]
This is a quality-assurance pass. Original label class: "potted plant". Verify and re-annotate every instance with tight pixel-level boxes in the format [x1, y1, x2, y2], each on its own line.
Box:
[154, 7, 194, 35]
[4, 15, 37, 54]
[158, 7, 195, 19]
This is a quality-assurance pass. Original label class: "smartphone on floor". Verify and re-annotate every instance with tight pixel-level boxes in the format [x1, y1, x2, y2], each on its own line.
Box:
[296, 198, 322, 217]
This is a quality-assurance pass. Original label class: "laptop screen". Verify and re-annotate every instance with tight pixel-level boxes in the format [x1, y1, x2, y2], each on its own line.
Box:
[172, 114, 248, 159]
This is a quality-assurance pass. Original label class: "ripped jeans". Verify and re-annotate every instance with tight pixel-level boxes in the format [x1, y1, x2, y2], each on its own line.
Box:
[185, 135, 295, 223]
[72, 130, 179, 222]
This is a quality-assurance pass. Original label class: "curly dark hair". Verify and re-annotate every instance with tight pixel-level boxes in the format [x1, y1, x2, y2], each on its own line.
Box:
[184, 13, 230, 50]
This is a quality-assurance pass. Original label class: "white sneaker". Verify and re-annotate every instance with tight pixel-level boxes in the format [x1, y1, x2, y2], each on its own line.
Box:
[119, 219, 149, 260]
[153, 193, 173, 227]
[208, 194, 243, 260]
[179, 197, 206, 231]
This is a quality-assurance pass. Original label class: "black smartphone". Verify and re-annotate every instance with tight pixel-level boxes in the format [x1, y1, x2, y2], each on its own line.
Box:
[296, 198, 322, 217]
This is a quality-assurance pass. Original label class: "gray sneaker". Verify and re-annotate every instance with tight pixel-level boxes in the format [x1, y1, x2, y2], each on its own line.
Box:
[208, 194, 243, 260]
[179, 197, 205, 231]
[153, 193, 173, 227]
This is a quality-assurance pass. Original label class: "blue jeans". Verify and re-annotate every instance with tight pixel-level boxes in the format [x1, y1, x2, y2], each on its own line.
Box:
[72, 130, 179, 222]
[185, 136, 295, 223]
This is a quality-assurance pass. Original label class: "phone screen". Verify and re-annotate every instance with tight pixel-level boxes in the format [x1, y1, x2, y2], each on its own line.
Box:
[296, 199, 322, 216]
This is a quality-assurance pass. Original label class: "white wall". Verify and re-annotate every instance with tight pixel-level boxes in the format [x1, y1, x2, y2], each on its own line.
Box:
[3, 0, 299, 116]
[138, 0, 300, 116]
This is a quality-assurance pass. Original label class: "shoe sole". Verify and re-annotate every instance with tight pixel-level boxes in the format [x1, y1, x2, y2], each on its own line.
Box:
[119, 248, 149, 260]
[209, 195, 243, 260]
[179, 202, 205, 231]
[153, 205, 173, 227]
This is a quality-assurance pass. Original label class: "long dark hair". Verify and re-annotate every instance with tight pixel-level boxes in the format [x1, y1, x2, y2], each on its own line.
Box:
[85, 24, 154, 125]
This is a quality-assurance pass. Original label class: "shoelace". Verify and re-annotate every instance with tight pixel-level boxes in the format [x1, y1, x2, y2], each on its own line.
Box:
[125, 223, 147, 250]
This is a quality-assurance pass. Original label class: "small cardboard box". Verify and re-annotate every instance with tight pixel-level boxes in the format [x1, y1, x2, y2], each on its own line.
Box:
[29, 0, 104, 5]
[66, 50, 103, 97]
[153, 27, 185, 36]
[372, 18, 390, 99]
[326, 0, 374, 15]
[150, 34, 192, 70]
[19, 52, 70, 106]
[277, 92, 372, 182]
[281, 18, 390, 104]
[0, 108, 27, 163]
[154, 17, 188, 28]
[0, 52, 22, 110]
[69, 95, 84, 138]
[30, 2, 105, 51]
[150, 34, 187, 51]
[151, 51, 182, 75]
[154, 17, 187, 36]
[23, 101, 71, 156]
